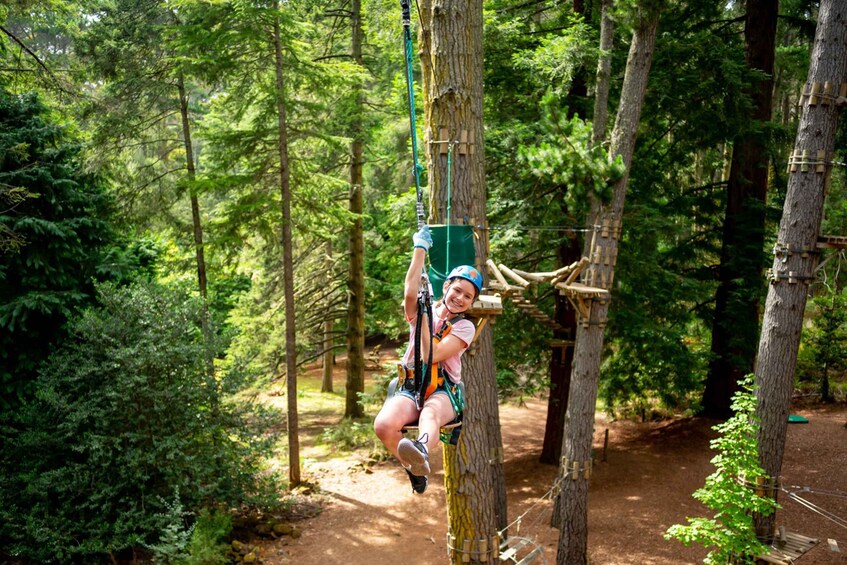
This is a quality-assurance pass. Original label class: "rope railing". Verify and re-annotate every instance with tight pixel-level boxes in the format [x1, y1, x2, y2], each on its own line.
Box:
[781, 486, 847, 531]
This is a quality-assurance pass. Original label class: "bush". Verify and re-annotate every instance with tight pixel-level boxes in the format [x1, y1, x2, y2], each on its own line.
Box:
[665, 375, 778, 564]
[0, 282, 282, 562]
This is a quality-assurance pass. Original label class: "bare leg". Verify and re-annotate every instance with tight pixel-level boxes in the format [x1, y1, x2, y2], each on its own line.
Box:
[415, 393, 457, 462]
[373, 395, 420, 464]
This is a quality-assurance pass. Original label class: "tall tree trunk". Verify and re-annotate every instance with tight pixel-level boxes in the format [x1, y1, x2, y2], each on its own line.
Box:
[555, 7, 660, 563]
[754, 0, 846, 540]
[703, 0, 778, 418]
[541, 0, 616, 467]
[322, 241, 334, 393]
[177, 73, 215, 379]
[540, 236, 579, 466]
[273, 7, 300, 487]
[176, 75, 207, 302]
[592, 0, 615, 150]
[345, 0, 366, 419]
[418, 0, 506, 558]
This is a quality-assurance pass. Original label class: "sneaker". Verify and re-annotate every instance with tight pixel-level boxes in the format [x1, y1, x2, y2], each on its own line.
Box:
[398, 436, 430, 477]
[405, 468, 428, 494]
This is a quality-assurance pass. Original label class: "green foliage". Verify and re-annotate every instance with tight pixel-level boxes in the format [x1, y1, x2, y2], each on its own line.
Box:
[364, 187, 419, 339]
[184, 508, 233, 565]
[519, 92, 625, 218]
[145, 493, 193, 564]
[0, 282, 282, 562]
[512, 15, 596, 95]
[0, 88, 129, 405]
[492, 301, 551, 398]
[665, 376, 778, 564]
[797, 289, 847, 401]
[320, 418, 380, 451]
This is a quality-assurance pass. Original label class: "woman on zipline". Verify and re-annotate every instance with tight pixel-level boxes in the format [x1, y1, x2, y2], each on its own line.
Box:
[373, 225, 482, 494]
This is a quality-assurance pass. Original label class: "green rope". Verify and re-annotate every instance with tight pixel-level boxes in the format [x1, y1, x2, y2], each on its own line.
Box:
[445, 142, 453, 274]
[400, 0, 425, 228]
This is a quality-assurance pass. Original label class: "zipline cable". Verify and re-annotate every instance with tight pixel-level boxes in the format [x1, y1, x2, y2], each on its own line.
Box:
[781, 486, 847, 531]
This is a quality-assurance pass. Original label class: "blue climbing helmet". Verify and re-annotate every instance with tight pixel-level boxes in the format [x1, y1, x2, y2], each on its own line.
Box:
[446, 265, 483, 296]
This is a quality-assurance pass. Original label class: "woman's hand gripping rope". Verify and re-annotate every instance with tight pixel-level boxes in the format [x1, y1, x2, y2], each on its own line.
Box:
[412, 225, 432, 251]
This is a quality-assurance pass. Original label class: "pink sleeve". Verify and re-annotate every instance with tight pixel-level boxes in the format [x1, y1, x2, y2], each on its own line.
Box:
[450, 318, 475, 348]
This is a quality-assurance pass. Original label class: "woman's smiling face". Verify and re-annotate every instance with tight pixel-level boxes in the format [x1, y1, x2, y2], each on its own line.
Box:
[443, 278, 476, 313]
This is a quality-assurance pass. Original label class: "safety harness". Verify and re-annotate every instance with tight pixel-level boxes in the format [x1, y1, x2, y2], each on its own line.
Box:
[401, 310, 467, 416]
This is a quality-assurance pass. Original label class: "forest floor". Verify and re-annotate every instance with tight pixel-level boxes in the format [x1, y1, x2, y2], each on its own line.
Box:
[255, 347, 847, 565]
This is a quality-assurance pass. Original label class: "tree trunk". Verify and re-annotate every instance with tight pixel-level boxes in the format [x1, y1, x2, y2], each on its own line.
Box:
[555, 7, 659, 563]
[542, 0, 616, 467]
[540, 236, 579, 465]
[176, 73, 216, 380]
[176, 75, 207, 302]
[345, 0, 366, 419]
[754, 0, 846, 540]
[592, 0, 615, 149]
[322, 241, 334, 393]
[418, 0, 506, 558]
[273, 7, 300, 488]
[703, 0, 778, 418]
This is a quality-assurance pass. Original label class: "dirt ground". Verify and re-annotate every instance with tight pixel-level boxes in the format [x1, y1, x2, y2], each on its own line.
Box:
[258, 354, 847, 565]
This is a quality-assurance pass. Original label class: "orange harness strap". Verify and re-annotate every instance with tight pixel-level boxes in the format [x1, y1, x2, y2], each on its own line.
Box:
[422, 316, 460, 400]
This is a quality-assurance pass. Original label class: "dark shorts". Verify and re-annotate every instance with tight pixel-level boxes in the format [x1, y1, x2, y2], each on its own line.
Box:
[395, 364, 464, 416]
[395, 376, 451, 403]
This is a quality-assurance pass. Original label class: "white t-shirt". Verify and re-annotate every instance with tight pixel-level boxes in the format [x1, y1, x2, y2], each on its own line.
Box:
[402, 302, 475, 383]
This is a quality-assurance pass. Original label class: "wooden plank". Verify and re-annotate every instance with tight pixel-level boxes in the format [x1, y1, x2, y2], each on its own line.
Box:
[500, 538, 532, 563]
[563, 257, 588, 285]
[556, 282, 610, 298]
[817, 235, 847, 249]
[467, 294, 503, 317]
[402, 422, 461, 432]
[498, 264, 531, 287]
[757, 531, 819, 564]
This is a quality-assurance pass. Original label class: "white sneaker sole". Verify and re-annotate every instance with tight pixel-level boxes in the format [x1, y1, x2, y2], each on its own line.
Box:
[398, 438, 430, 476]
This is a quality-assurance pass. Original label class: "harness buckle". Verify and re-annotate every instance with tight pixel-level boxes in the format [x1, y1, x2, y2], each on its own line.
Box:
[397, 363, 416, 392]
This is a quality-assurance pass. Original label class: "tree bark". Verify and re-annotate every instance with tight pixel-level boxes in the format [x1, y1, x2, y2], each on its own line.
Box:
[418, 0, 506, 558]
[754, 0, 847, 540]
[322, 241, 334, 393]
[273, 7, 300, 487]
[540, 236, 579, 466]
[542, 0, 616, 467]
[555, 6, 659, 563]
[176, 72, 213, 377]
[703, 0, 778, 418]
[177, 75, 207, 301]
[592, 0, 615, 149]
[345, 0, 366, 419]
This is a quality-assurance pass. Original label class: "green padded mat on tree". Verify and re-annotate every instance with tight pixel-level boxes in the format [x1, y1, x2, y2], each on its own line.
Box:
[427, 224, 476, 300]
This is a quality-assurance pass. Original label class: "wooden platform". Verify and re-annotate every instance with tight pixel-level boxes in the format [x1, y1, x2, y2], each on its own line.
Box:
[757, 531, 819, 564]
[465, 293, 503, 317]
[817, 235, 847, 249]
[555, 281, 609, 299]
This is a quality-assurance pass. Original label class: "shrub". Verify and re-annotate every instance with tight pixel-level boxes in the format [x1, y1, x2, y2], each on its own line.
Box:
[664, 375, 778, 564]
[0, 282, 282, 562]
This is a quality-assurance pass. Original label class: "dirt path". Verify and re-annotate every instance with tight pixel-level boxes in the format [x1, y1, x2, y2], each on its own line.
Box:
[257, 370, 847, 564]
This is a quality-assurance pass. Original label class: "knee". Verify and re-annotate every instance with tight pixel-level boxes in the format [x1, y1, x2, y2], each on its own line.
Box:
[373, 413, 395, 441]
